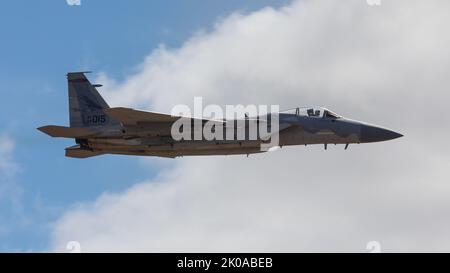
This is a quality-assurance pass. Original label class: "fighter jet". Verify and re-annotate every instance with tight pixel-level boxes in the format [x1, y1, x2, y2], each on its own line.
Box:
[38, 72, 403, 158]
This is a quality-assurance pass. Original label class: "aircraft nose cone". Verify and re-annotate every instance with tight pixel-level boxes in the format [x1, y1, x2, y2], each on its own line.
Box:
[360, 125, 403, 143]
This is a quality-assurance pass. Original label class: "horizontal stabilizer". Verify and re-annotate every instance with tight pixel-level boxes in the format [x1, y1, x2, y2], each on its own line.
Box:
[65, 145, 104, 159]
[37, 125, 95, 138]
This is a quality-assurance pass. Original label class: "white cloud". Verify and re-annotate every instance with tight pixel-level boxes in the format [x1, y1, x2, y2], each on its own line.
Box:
[0, 135, 18, 176]
[0, 134, 22, 236]
[51, 0, 450, 252]
[0, 134, 20, 201]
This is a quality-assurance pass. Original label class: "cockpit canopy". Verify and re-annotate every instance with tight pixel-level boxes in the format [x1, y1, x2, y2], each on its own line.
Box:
[280, 107, 342, 119]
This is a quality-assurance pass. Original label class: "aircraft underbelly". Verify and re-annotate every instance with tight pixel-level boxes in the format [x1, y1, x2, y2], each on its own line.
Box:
[87, 138, 263, 156]
[84, 126, 360, 157]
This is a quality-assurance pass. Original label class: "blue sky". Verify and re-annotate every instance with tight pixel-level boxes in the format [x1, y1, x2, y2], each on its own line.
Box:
[0, 0, 288, 251]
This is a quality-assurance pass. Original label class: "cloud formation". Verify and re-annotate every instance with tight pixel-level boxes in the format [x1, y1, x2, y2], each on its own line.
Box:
[0, 135, 18, 176]
[51, 0, 450, 252]
[0, 134, 22, 237]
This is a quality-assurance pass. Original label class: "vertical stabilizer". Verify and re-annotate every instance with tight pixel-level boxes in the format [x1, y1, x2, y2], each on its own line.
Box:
[67, 72, 118, 128]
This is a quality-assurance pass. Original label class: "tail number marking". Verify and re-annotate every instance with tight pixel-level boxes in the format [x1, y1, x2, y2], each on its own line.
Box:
[84, 115, 106, 125]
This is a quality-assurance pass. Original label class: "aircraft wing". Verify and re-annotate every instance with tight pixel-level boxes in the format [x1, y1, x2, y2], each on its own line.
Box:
[104, 107, 225, 125]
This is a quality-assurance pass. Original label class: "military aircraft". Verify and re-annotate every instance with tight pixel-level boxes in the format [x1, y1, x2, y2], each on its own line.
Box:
[38, 72, 403, 158]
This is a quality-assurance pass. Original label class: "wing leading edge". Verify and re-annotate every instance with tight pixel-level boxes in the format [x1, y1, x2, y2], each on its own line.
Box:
[104, 107, 226, 125]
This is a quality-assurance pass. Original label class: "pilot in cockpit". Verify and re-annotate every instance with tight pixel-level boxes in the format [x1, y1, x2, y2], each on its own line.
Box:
[307, 108, 321, 117]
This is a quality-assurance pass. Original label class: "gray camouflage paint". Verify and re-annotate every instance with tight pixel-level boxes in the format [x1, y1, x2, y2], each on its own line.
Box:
[39, 72, 403, 158]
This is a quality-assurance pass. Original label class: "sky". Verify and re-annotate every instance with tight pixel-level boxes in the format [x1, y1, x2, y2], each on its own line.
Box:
[1, 0, 450, 252]
[0, 0, 288, 251]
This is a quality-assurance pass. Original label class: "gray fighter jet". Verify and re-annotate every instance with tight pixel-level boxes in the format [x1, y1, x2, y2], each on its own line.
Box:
[38, 72, 403, 158]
